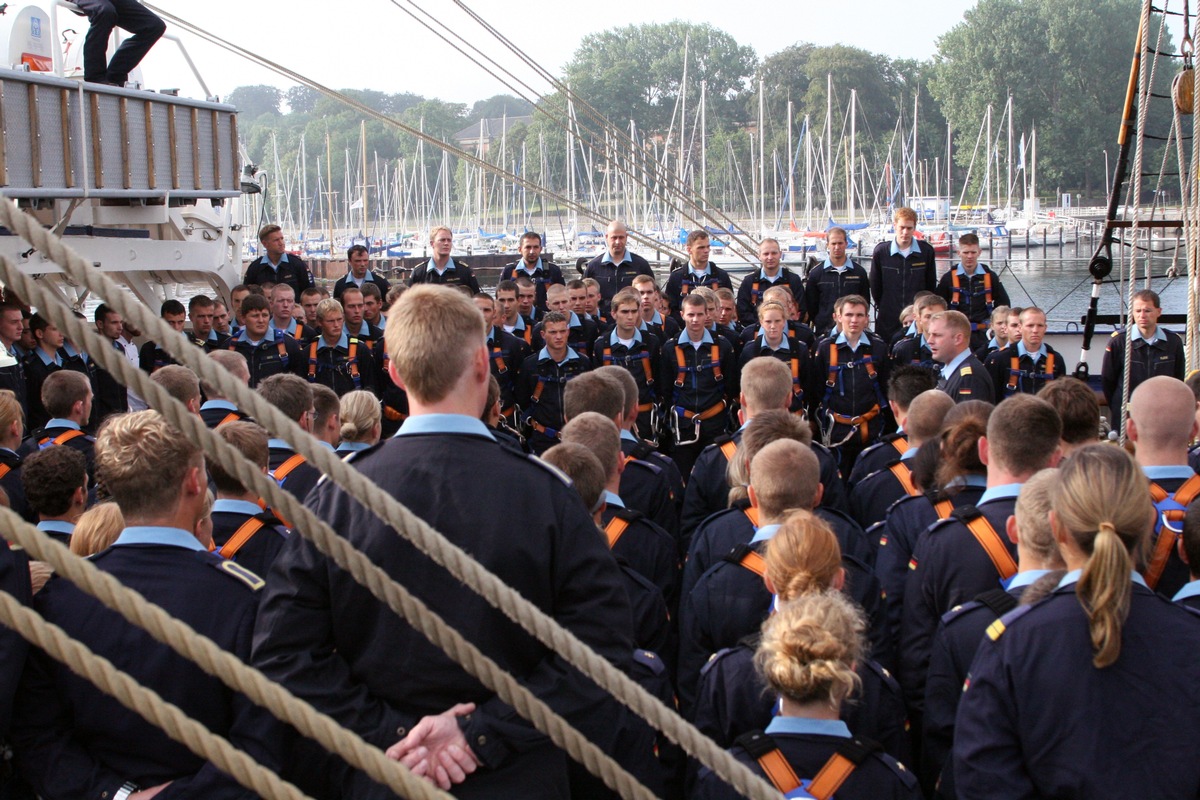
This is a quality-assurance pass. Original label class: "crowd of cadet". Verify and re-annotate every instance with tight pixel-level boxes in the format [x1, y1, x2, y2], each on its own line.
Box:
[0, 209, 1197, 799]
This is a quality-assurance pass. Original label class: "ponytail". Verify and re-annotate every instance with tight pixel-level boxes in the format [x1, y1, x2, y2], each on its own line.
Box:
[1076, 522, 1133, 668]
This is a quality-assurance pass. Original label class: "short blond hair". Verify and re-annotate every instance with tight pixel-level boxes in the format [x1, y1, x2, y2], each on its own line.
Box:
[929, 309, 971, 338]
[95, 410, 202, 519]
[150, 365, 200, 408]
[316, 298, 344, 322]
[561, 412, 621, 477]
[750, 439, 820, 519]
[385, 285, 485, 403]
[741, 357, 793, 412]
[70, 502, 125, 557]
[429, 225, 452, 244]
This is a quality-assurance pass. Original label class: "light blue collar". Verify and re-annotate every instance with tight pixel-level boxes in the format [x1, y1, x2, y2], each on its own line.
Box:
[508, 315, 527, 332]
[45, 418, 81, 431]
[1002, 568, 1053, 592]
[604, 490, 625, 509]
[212, 499, 265, 516]
[1143, 465, 1197, 481]
[834, 331, 866, 351]
[900, 445, 919, 462]
[1058, 569, 1148, 590]
[235, 328, 269, 346]
[346, 271, 376, 286]
[429, 257, 457, 274]
[35, 347, 62, 367]
[395, 414, 495, 440]
[648, 310, 664, 325]
[113, 526, 205, 552]
[939, 347, 972, 379]
[609, 328, 643, 346]
[337, 441, 373, 453]
[266, 252, 291, 268]
[679, 329, 715, 347]
[759, 333, 789, 351]
[601, 250, 633, 265]
[1173, 579, 1200, 602]
[519, 258, 544, 274]
[201, 399, 237, 412]
[764, 717, 852, 738]
[979, 482, 1023, 505]
[1131, 325, 1164, 345]
[750, 523, 782, 545]
[619, 429, 638, 443]
[37, 520, 75, 535]
[567, 310, 583, 328]
[688, 265, 711, 279]
[823, 258, 849, 272]
[1017, 340, 1048, 361]
[537, 346, 581, 365]
[890, 239, 916, 257]
[318, 330, 350, 351]
[267, 438, 294, 452]
[954, 263, 982, 276]
[758, 269, 782, 282]
[351, 320, 371, 337]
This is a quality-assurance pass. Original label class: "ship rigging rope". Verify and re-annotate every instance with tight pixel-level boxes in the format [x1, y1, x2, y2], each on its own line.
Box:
[0, 586, 317, 800]
[1121, 0, 1157, 442]
[0, 197, 783, 800]
[137, 3, 695, 265]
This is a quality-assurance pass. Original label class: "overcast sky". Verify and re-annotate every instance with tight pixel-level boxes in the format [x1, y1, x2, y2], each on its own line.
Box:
[128, 0, 975, 105]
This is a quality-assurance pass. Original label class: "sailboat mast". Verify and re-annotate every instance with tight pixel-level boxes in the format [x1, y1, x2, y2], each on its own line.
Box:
[787, 100, 795, 227]
[849, 88, 857, 223]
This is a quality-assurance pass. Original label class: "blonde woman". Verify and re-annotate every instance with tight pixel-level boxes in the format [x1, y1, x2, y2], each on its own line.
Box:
[954, 445, 1200, 798]
[336, 390, 382, 456]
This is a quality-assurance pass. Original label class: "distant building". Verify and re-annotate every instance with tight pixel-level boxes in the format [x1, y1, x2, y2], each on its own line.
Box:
[453, 116, 533, 157]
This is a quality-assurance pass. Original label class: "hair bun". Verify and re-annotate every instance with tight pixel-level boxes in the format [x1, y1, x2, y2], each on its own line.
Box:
[1097, 521, 1118, 537]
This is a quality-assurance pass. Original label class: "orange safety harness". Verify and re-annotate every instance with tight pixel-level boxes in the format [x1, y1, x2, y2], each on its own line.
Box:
[38, 429, 86, 449]
[673, 343, 725, 421]
[307, 338, 361, 388]
[956, 507, 1018, 580]
[604, 515, 630, 549]
[735, 731, 872, 799]
[887, 462, 922, 498]
[230, 336, 289, 367]
[1146, 475, 1200, 589]
[679, 272, 723, 298]
[216, 517, 266, 560]
[822, 342, 884, 442]
[1006, 351, 1056, 395]
[601, 345, 656, 388]
[949, 269, 994, 331]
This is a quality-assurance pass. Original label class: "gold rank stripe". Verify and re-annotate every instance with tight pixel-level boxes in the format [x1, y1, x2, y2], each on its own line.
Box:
[986, 618, 1007, 640]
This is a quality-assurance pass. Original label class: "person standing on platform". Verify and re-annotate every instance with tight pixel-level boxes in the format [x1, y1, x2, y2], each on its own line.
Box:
[243, 224, 315, 299]
[408, 226, 480, 293]
[936, 233, 1010, 352]
[73, 0, 164, 86]
[870, 208, 937, 343]
[664, 231, 733, 318]
[585, 220, 655, 314]
[1101, 289, 1186, 429]
[736, 238, 804, 327]
[663, 293, 735, 477]
[984, 306, 1065, 402]
[501, 232, 565, 312]
[333, 244, 392, 302]
[805, 227, 870, 336]
[519, 311, 591, 454]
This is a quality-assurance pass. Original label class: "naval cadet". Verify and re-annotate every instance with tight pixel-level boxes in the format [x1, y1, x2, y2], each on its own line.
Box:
[21, 370, 96, 484]
[805, 227, 870, 336]
[252, 285, 652, 798]
[928, 311, 993, 404]
[475, 294, 529, 423]
[584, 220, 655, 314]
[268, 284, 316, 343]
[935, 233, 1010, 352]
[736, 238, 805, 327]
[257, 374, 321, 505]
[889, 294, 945, 371]
[848, 365, 937, 487]
[243, 223, 316, 300]
[226, 294, 305, 389]
[0, 304, 28, 420]
[500, 232, 565, 312]
[10, 410, 281, 799]
[199, 351, 253, 429]
[870, 207, 938, 343]
[518, 310, 591, 454]
[1101, 289, 1186, 429]
[22, 314, 90, 432]
[333, 244, 393, 302]
[407, 226, 481, 293]
[335, 390, 382, 457]
[738, 301, 811, 418]
[953, 446, 1200, 800]
[22, 445, 87, 546]
[663, 231, 734, 319]
[186, 295, 230, 352]
[137, 300, 188, 376]
[207, 421, 289, 579]
[305, 298, 376, 397]
[983, 306, 1064, 402]
[593, 289, 663, 440]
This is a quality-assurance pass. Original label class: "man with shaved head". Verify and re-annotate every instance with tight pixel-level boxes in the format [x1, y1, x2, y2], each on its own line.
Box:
[849, 389, 955, 529]
[584, 220, 655, 314]
[1127, 376, 1200, 598]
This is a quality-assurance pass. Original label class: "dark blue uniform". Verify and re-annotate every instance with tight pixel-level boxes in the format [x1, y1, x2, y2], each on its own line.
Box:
[662, 331, 735, 477]
[373, 337, 409, 438]
[954, 577, 1200, 800]
[500, 259, 566, 311]
[620, 432, 684, 517]
[268, 440, 321, 507]
[0, 447, 34, 523]
[22, 349, 91, 431]
[983, 342, 1065, 403]
[227, 330, 306, 389]
[243, 252, 316, 299]
[601, 496, 680, 616]
[936, 264, 1010, 351]
[584, 251, 655, 313]
[210, 499, 290, 582]
[593, 329, 663, 438]
[848, 433, 909, 487]
[252, 416, 652, 799]
[677, 524, 886, 713]
[11, 527, 278, 799]
[890, 334, 935, 370]
[1174, 579, 1200, 611]
[805, 259, 870, 336]
[0, 537, 29, 736]
[849, 455, 922, 531]
[332, 271, 392, 302]
[199, 400, 252, 429]
[875, 481, 987, 661]
[694, 718, 921, 800]
[519, 347, 591, 454]
[618, 453, 680, 545]
[532, 311, 598, 360]
[870, 239, 938, 343]
[407, 257, 481, 294]
[1102, 326, 1187, 430]
[738, 319, 818, 353]
[680, 429, 848, 541]
[923, 573, 1045, 798]
[663, 265, 734, 316]
[735, 267, 805, 327]
[694, 639, 909, 760]
[937, 354, 993, 404]
[303, 333, 377, 397]
[487, 326, 530, 418]
[901, 488, 1020, 716]
[739, 336, 812, 416]
[811, 332, 891, 475]
[20, 419, 95, 483]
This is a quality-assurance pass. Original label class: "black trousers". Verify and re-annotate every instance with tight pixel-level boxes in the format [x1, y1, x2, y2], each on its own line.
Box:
[74, 0, 165, 85]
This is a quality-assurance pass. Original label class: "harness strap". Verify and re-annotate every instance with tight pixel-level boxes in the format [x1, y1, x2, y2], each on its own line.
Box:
[962, 511, 1018, 579]
[807, 752, 860, 800]
[0, 463, 11, 481]
[38, 429, 86, 448]
[272, 453, 306, 483]
[888, 462, 921, 497]
[218, 412, 241, 426]
[743, 506, 760, 528]
[736, 548, 767, 577]
[718, 440, 738, 462]
[217, 518, 265, 560]
[933, 499, 954, 519]
[604, 516, 630, 549]
[1146, 475, 1200, 588]
[679, 400, 726, 422]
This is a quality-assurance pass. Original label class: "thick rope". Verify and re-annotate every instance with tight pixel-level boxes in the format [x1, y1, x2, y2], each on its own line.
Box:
[0, 209, 782, 800]
[0, 257, 653, 800]
[0, 587, 312, 800]
[1121, 0, 1155, 443]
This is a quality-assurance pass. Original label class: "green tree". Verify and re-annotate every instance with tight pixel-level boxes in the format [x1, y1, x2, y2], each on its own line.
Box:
[471, 94, 534, 120]
[227, 85, 283, 119]
[285, 85, 319, 114]
[931, 0, 1170, 194]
